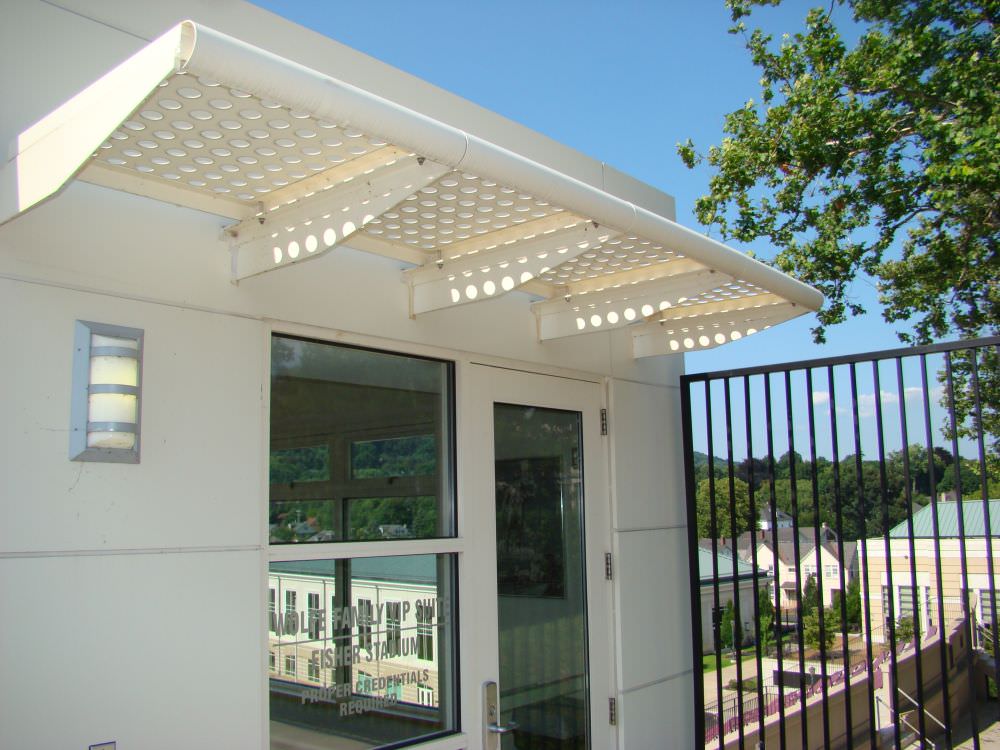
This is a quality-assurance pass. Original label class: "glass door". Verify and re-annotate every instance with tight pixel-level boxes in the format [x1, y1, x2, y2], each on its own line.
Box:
[461, 365, 613, 750]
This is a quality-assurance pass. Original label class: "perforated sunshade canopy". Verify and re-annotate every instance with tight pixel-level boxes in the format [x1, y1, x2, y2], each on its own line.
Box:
[0, 21, 822, 357]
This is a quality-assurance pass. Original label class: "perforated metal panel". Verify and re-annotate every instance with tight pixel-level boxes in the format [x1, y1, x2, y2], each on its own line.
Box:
[97, 73, 393, 207]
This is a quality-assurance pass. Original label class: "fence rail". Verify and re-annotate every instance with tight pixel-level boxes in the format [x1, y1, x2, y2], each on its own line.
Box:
[682, 336, 999, 750]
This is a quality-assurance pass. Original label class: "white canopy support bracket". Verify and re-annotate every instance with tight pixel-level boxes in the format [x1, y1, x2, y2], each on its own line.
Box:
[229, 156, 449, 281]
[404, 218, 617, 316]
[532, 267, 730, 340]
[631, 298, 805, 357]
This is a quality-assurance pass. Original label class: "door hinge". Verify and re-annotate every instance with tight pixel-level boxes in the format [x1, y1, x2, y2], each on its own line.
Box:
[604, 552, 613, 581]
[600, 408, 608, 435]
[609, 697, 617, 725]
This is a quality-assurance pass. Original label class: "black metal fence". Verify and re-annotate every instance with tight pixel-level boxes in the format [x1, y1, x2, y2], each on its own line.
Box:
[681, 337, 999, 749]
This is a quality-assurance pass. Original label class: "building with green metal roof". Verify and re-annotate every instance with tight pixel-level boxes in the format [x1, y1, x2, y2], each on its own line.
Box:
[889, 499, 1000, 539]
[860, 499, 999, 645]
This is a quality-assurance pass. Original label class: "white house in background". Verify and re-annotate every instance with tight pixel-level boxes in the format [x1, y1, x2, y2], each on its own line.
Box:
[719, 528, 858, 613]
[0, 3, 821, 749]
[758, 505, 794, 531]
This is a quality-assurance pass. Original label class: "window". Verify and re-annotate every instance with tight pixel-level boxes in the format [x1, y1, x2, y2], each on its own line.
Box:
[386, 601, 402, 657]
[898, 585, 915, 621]
[882, 585, 892, 630]
[982, 589, 996, 626]
[268, 336, 455, 545]
[357, 598, 373, 651]
[307, 592, 322, 640]
[269, 555, 457, 746]
[417, 684, 435, 707]
[268, 336, 458, 748]
[269, 650, 275, 671]
[417, 601, 434, 661]
[268, 588, 276, 633]
[825, 565, 836, 578]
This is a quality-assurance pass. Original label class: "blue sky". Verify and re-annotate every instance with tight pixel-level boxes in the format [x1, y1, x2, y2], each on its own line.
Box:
[251, 0, 902, 377]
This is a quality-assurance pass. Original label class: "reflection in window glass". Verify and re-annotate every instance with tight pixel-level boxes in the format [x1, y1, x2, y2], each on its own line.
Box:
[347, 496, 436, 540]
[352, 436, 436, 478]
[270, 336, 454, 544]
[268, 555, 457, 749]
[271, 445, 330, 483]
[270, 500, 338, 543]
[494, 403, 589, 749]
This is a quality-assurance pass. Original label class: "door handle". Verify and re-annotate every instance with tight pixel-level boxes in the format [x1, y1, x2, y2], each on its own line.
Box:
[483, 680, 519, 741]
[488, 721, 519, 734]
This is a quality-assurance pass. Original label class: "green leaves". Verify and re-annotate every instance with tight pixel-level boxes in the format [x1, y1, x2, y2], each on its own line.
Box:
[678, 0, 999, 346]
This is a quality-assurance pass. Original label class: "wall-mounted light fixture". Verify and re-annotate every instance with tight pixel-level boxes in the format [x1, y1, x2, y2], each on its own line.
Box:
[70, 320, 143, 463]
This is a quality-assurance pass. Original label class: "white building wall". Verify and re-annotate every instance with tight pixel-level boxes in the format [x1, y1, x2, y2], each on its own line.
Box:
[609, 378, 693, 749]
[0, 2, 692, 748]
[0, 279, 266, 750]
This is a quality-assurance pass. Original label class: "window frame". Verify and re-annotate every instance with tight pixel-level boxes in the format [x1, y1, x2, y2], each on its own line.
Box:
[265, 328, 463, 749]
[267, 333, 457, 547]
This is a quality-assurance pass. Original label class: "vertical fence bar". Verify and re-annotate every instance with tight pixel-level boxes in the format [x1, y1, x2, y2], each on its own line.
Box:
[827, 364, 854, 748]
[722, 378, 747, 746]
[872, 360, 903, 750]
[970, 349, 999, 694]
[896, 355, 928, 743]
[944, 351, 981, 749]
[681, 375, 706, 746]
[805, 368, 833, 747]
[682, 337, 998, 750]
[706, 381, 727, 741]
[919, 352, 953, 749]
[764, 373, 788, 750]
[743, 374, 767, 741]
[849, 362, 879, 750]
[783, 371, 810, 750]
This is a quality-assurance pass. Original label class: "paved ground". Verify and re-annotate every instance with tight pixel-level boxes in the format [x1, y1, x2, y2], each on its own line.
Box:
[954, 700, 1000, 748]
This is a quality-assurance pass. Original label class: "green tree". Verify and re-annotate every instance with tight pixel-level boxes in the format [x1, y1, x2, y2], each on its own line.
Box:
[678, 0, 998, 347]
[803, 607, 837, 651]
[801, 573, 819, 618]
[696, 476, 754, 538]
[720, 599, 742, 649]
[845, 577, 862, 632]
[757, 585, 776, 646]
[678, 0, 999, 469]
[937, 457, 1000, 498]
[894, 615, 916, 644]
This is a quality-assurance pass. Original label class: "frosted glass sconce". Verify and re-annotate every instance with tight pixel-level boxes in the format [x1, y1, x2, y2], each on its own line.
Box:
[70, 320, 143, 463]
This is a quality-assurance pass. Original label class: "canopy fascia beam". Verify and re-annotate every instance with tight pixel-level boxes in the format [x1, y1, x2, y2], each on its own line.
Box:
[631, 300, 805, 357]
[229, 156, 448, 280]
[0, 23, 195, 226]
[533, 267, 730, 341]
[404, 218, 616, 316]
